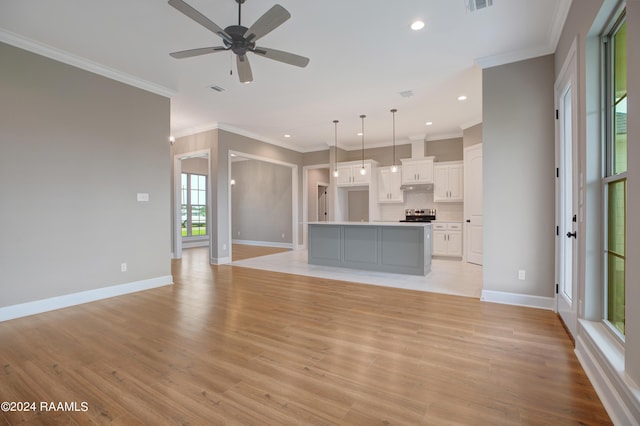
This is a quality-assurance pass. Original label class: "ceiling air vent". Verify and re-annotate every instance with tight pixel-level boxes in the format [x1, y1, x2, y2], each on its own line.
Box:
[466, 0, 493, 12]
[209, 85, 225, 92]
[399, 90, 414, 98]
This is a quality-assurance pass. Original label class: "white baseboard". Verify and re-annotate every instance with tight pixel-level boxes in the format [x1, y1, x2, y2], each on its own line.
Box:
[0, 275, 173, 322]
[232, 239, 294, 249]
[575, 320, 640, 426]
[182, 240, 209, 249]
[211, 256, 231, 265]
[480, 289, 555, 310]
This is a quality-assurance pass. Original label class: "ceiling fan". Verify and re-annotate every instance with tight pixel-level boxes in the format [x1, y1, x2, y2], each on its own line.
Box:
[168, 0, 310, 83]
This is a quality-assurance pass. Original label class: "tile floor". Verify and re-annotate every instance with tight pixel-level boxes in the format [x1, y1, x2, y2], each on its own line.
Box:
[231, 249, 483, 298]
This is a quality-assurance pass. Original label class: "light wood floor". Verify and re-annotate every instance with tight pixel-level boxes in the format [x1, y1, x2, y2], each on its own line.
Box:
[0, 246, 611, 425]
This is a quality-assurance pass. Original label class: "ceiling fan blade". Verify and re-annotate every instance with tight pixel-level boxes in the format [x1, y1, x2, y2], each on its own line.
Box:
[168, 0, 231, 43]
[170, 46, 228, 59]
[236, 55, 253, 83]
[252, 47, 310, 68]
[244, 4, 291, 42]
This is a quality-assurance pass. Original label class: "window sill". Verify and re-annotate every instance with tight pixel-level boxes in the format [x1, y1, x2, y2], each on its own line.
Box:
[576, 319, 640, 424]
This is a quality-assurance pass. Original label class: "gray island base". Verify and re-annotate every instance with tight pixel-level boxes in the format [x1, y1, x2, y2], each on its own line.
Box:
[308, 222, 432, 276]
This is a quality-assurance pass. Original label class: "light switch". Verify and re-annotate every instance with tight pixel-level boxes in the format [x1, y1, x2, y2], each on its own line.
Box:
[137, 193, 149, 202]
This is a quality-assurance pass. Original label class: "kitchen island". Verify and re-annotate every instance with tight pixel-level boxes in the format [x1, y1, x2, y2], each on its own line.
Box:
[307, 222, 432, 276]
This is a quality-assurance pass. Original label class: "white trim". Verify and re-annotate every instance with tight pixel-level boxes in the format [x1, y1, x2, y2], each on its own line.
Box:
[0, 29, 175, 98]
[480, 289, 555, 310]
[182, 239, 209, 249]
[459, 117, 483, 130]
[228, 150, 299, 262]
[0, 276, 173, 322]
[172, 122, 328, 153]
[211, 256, 231, 265]
[475, 0, 573, 69]
[232, 239, 294, 249]
[576, 320, 640, 426]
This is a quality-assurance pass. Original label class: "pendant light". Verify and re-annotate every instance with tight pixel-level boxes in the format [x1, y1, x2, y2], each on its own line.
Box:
[390, 108, 398, 173]
[360, 114, 367, 175]
[333, 120, 339, 177]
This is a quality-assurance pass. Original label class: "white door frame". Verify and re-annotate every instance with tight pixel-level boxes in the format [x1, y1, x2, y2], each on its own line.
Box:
[173, 149, 211, 260]
[228, 150, 299, 260]
[302, 164, 331, 248]
[464, 143, 483, 265]
[555, 38, 579, 338]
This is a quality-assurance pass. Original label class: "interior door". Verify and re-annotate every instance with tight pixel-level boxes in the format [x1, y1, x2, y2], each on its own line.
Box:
[555, 44, 578, 339]
[464, 144, 483, 265]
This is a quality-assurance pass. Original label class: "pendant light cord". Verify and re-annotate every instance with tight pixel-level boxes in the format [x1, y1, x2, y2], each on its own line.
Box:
[360, 115, 366, 170]
[333, 120, 339, 173]
[391, 109, 397, 168]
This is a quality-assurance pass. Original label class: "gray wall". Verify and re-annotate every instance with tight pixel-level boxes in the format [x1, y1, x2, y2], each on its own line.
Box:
[181, 157, 208, 175]
[342, 144, 412, 166]
[0, 42, 171, 307]
[231, 159, 292, 244]
[483, 55, 556, 297]
[426, 137, 464, 161]
[172, 129, 303, 259]
[463, 124, 483, 148]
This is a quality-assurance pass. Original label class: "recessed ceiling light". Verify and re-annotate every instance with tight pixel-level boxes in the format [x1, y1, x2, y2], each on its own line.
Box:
[458, 95, 468, 101]
[425, 122, 433, 126]
[284, 134, 291, 138]
[357, 132, 363, 136]
[410, 20, 425, 31]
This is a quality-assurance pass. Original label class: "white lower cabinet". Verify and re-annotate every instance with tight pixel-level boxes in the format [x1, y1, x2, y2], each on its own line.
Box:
[432, 222, 462, 257]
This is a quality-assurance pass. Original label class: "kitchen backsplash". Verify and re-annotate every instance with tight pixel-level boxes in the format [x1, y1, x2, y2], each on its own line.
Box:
[378, 191, 464, 222]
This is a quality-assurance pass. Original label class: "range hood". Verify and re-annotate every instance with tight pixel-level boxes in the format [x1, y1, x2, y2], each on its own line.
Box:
[400, 183, 433, 191]
[399, 140, 434, 192]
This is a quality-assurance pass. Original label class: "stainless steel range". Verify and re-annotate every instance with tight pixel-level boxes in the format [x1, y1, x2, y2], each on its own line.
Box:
[400, 208, 436, 222]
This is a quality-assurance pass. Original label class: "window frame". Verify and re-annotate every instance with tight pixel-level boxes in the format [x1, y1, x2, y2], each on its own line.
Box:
[181, 172, 208, 238]
[601, 8, 627, 340]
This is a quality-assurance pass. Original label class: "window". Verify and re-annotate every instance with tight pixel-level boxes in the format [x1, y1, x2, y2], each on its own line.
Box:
[603, 13, 626, 336]
[181, 173, 207, 237]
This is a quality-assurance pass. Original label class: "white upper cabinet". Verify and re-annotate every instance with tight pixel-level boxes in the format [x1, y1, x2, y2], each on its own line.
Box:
[434, 161, 463, 202]
[400, 157, 435, 185]
[377, 167, 403, 203]
[336, 160, 376, 187]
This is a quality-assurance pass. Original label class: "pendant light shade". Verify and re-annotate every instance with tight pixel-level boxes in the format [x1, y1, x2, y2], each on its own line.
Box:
[333, 120, 339, 178]
[360, 114, 367, 175]
[390, 108, 398, 173]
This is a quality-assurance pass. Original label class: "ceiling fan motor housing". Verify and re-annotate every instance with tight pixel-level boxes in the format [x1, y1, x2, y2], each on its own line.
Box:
[223, 25, 254, 55]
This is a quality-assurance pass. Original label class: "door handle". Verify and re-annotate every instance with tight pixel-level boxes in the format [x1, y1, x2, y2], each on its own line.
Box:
[566, 231, 577, 239]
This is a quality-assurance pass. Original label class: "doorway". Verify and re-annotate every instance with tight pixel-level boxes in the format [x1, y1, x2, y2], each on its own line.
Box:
[555, 39, 579, 339]
[317, 183, 329, 222]
[464, 143, 483, 265]
[173, 150, 211, 260]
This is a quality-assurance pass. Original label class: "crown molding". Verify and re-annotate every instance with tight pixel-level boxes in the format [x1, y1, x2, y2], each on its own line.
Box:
[426, 131, 464, 141]
[474, 0, 572, 69]
[459, 117, 483, 130]
[0, 29, 176, 98]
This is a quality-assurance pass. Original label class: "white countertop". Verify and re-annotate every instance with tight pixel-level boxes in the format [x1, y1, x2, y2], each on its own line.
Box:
[307, 221, 432, 227]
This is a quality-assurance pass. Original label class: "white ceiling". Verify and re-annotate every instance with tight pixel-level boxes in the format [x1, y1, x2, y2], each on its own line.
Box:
[0, 0, 571, 152]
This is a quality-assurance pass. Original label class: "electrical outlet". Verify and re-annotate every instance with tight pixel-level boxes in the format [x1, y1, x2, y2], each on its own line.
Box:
[518, 269, 526, 280]
[237, 231, 240, 236]
[223, 244, 227, 250]
[281, 233, 285, 239]
[121, 263, 127, 272]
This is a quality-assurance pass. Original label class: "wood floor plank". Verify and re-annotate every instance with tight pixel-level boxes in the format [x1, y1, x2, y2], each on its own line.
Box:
[0, 246, 611, 424]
